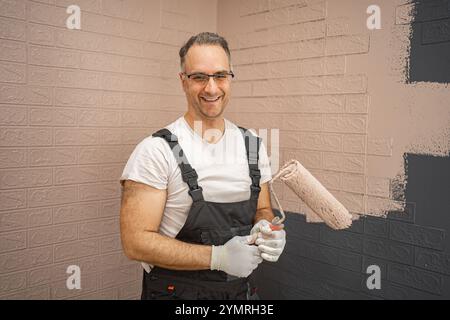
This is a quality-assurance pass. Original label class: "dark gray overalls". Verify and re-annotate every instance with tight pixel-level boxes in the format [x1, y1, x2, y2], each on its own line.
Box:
[141, 127, 262, 300]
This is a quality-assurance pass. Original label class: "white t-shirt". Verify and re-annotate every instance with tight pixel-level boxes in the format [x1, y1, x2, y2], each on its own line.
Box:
[120, 116, 272, 271]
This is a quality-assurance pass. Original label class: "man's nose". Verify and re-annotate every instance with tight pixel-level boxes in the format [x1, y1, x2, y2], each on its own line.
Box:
[204, 76, 219, 93]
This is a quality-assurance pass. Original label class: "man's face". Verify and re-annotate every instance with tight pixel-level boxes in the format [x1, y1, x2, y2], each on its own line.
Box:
[180, 45, 232, 120]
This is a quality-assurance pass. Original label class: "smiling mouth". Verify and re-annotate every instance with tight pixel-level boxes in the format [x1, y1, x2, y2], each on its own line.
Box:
[201, 96, 221, 103]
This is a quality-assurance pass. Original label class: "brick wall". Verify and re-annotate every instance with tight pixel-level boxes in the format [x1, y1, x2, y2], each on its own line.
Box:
[405, 0, 450, 83]
[0, 0, 216, 299]
[220, 0, 379, 219]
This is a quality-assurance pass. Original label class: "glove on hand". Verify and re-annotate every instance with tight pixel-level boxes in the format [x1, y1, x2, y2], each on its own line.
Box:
[251, 219, 286, 262]
[210, 235, 263, 277]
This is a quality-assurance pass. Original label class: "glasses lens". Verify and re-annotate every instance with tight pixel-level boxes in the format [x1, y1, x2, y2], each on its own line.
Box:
[214, 73, 229, 81]
[190, 73, 209, 83]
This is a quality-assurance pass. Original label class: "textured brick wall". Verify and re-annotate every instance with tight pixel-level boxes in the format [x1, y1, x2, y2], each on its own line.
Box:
[404, 0, 450, 83]
[0, 0, 216, 299]
[219, 0, 386, 221]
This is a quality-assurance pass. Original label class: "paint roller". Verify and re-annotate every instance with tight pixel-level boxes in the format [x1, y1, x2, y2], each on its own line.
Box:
[268, 159, 353, 230]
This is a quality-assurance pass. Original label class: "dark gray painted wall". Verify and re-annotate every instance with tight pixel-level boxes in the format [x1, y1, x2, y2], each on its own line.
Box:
[255, 153, 450, 299]
[408, 0, 450, 83]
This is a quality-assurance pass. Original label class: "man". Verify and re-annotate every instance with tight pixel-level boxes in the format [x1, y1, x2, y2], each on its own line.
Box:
[120, 32, 286, 300]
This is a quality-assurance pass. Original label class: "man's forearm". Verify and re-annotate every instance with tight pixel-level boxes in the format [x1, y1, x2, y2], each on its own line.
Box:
[254, 208, 275, 224]
[125, 231, 212, 271]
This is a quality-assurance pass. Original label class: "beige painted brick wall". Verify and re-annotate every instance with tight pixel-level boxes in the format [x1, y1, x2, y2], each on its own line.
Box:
[219, 0, 375, 222]
[0, 0, 217, 299]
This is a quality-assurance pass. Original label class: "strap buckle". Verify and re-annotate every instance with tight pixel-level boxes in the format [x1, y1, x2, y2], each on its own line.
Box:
[251, 176, 261, 186]
[249, 167, 261, 186]
[181, 168, 199, 188]
[188, 186, 204, 202]
[250, 168, 261, 177]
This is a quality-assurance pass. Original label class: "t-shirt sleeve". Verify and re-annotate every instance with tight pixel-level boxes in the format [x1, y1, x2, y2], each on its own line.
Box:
[258, 140, 272, 185]
[120, 137, 171, 190]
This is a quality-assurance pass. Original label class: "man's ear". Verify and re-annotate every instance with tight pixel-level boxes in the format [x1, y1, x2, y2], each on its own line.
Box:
[179, 72, 187, 92]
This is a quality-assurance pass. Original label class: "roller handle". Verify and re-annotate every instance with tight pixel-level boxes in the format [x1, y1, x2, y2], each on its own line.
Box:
[270, 224, 283, 231]
[270, 216, 284, 231]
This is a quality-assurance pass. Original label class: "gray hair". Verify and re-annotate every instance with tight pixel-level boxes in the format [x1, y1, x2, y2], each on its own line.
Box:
[179, 32, 231, 71]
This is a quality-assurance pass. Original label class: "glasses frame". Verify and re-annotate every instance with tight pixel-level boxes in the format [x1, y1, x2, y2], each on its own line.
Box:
[181, 71, 235, 84]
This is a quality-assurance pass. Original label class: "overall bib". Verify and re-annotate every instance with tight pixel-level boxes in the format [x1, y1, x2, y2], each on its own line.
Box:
[141, 127, 262, 300]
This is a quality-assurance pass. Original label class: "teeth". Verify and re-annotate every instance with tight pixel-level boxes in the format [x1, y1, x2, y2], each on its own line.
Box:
[202, 97, 220, 102]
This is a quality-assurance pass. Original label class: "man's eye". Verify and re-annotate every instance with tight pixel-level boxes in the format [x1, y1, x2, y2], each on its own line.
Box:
[215, 74, 228, 79]
[191, 74, 208, 81]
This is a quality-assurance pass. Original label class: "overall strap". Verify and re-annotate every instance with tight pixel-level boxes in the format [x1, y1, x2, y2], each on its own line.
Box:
[152, 129, 204, 202]
[238, 127, 262, 200]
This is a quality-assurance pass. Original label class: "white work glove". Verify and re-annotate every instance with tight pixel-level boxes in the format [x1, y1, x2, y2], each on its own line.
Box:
[250, 219, 274, 236]
[251, 219, 286, 262]
[210, 235, 263, 278]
